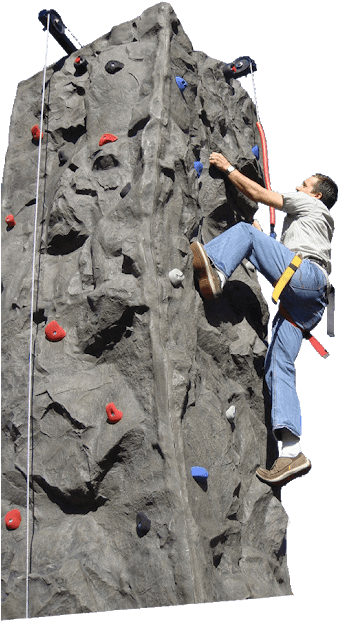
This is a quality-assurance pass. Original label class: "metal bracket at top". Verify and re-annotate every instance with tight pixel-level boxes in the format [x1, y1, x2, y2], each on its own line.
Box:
[38, 9, 78, 55]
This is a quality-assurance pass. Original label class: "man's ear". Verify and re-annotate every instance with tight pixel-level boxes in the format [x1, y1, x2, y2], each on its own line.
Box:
[313, 191, 323, 200]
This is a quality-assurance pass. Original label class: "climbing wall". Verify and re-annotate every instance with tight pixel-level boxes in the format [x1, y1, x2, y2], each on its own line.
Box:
[1, 3, 292, 618]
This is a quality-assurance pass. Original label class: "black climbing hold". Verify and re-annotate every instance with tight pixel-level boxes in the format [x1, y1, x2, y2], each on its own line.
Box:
[74, 55, 88, 74]
[223, 56, 257, 80]
[136, 512, 151, 537]
[58, 150, 67, 166]
[38, 10, 77, 55]
[120, 182, 131, 198]
[105, 60, 124, 75]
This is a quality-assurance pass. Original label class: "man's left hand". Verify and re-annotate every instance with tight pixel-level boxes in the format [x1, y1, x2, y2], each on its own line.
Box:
[209, 152, 230, 172]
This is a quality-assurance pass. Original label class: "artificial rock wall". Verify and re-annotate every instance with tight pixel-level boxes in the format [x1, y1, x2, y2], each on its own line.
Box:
[1, 3, 292, 618]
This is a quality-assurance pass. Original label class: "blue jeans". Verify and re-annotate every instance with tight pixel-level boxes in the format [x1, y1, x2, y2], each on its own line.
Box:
[204, 222, 328, 439]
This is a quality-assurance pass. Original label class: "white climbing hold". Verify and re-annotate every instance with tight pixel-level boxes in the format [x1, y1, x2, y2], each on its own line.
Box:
[226, 405, 236, 422]
[169, 269, 184, 287]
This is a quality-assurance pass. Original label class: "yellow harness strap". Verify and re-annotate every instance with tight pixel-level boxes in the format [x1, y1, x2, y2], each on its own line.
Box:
[272, 255, 303, 304]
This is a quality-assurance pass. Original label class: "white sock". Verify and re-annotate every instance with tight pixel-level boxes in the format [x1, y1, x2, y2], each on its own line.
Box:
[216, 269, 226, 289]
[279, 429, 301, 458]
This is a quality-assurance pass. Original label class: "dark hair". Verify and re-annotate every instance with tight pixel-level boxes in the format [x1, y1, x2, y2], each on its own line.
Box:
[312, 174, 338, 210]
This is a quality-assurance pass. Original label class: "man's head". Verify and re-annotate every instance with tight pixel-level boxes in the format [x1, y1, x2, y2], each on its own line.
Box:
[296, 174, 338, 209]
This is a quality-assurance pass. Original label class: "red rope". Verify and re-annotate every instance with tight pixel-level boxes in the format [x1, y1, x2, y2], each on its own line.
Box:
[256, 120, 275, 228]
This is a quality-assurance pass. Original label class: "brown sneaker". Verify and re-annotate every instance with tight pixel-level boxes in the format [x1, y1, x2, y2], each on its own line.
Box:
[190, 241, 224, 299]
[256, 452, 311, 486]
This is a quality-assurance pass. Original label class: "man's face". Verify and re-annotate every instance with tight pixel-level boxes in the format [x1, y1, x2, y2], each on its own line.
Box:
[296, 176, 319, 196]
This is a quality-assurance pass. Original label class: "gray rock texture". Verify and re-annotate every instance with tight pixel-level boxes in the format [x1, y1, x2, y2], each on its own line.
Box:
[1, 3, 291, 618]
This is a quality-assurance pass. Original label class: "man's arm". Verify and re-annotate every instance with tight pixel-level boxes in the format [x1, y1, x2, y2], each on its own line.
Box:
[209, 152, 284, 211]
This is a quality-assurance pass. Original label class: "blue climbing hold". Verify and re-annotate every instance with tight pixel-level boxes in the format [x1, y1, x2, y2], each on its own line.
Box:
[191, 466, 208, 481]
[252, 145, 259, 160]
[175, 76, 188, 92]
[194, 161, 203, 178]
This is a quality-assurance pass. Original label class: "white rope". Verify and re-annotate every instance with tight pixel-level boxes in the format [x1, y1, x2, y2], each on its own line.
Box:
[25, 12, 50, 619]
[250, 62, 260, 122]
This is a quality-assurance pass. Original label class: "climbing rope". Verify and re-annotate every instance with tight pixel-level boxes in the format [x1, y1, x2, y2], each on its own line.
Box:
[25, 12, 50, 619]
[250, 64, 276, 239]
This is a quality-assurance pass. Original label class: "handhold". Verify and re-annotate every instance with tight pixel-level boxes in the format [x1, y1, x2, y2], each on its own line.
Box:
[191, 466, 208, 481]
[99, 134, 118, 146]
[58, 150, 67, 166]
[45, 320, 66, 342]
[175, 76, 188, 92]
[252, 145, 259, 160]
[226, 405, 236, 422]
[106, 402, 123, 424]
[5, 214, 16, 228]
[193, 161, 203, 178]
[105, 60, 124, 75]
[5, 509, 21, 530]
[74, 55, 88, 74]
[120, 182, 131, 198]
[136, 511, 151, 537]
[169, 268, 184, 287]
[31, 125, 43, 142]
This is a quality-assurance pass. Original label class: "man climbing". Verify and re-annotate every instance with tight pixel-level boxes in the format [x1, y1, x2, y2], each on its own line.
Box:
[191, 151, 337, 486]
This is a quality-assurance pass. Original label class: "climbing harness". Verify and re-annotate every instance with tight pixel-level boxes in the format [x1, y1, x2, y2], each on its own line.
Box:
[279, 303, 329, 359]
[249, 63, 277, 239]
[25, 12, 51, 619]
[272, 255, 303, 304]
[38, 9, 82, 55]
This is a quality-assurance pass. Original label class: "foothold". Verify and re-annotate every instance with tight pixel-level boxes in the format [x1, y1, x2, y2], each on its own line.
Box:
[136, 511, 151, 537]
[175, 76, 188, 92]
[106, 402, 123, 424]
[252, 145, 260, 160]
[74, 55, 88, 74]
[193, 161, 203, 178]
[58, 150, 67, 166]
[5, 214, 16, 228]
[191, 466, 209, 481]
[99, 134, 118, 146]
[120, 182, 131, 198]
[45, 320, 66, 342]
[5, 509, 21, 530]
[226, 405, 236, 422]
[169, 268, 184, 287]
[105, 60, 124, 75]
[31, 125, 43, 142]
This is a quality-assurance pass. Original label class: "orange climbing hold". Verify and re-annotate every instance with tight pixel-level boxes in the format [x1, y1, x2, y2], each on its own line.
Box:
[5, 214, 16, 228]
[5, 509, 21, 530]
[45, 320, 66, 342]
[31, 125, 43, 142]
[106, 402, 123, 423]
[99, 134, 118, 146]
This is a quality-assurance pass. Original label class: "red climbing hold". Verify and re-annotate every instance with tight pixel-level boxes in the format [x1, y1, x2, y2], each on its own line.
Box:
[31, 125, 43, 142]
[106, 402, 123, 423]
[45, 320, 66, 342]
[99, 134, 118, 146]
[5, 214, 16, 228]
[5, 509, 21, 530]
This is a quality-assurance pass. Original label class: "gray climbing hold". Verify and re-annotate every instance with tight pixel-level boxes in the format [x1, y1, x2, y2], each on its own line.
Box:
[226, 405, 236, 422]
[169, 269, 184, 287]
[136, 511, 151, 537]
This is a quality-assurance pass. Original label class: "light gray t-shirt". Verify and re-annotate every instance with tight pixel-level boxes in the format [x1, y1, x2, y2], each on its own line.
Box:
[281, 192, 334, 275]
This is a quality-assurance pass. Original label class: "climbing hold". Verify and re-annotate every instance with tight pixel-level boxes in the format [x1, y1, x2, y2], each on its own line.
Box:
[252, 145, 260, 160]
[175, 76, 187, 92]
[31, 125, 43, 142]
[105, 60, 124, 75]
[193, 161, 203, 178]
[223, 56, 257, 80]
[169, 269, 184, 287]
[120, 182, 131, 198]
[226, 405, 236, 422]
[5, 214, 16, 228]
[99, 134, 118, 146]
[136, 511, 151, 537]
[191, 466, 208, 481]
[58, 150, 67, 166]
[5, 509, 21, 530]
[44, 320, 66, 342]
[106, 402, 123, 424]
[74, 55, 88, 74]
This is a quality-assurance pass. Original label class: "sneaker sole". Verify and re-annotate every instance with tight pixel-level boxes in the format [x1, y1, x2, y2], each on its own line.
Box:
[256, 459, 312, 487]
[190, 242, 221, 300]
